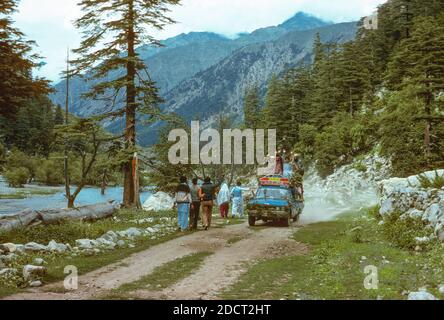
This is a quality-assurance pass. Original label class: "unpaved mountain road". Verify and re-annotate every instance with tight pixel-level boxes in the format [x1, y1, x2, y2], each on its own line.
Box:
[4, 221, 308, 300]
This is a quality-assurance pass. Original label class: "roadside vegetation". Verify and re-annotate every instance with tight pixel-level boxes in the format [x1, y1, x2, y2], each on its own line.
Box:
[0, 210, 178, 298]
[222, 208, 444, 300]
[0, 210, 242, 298]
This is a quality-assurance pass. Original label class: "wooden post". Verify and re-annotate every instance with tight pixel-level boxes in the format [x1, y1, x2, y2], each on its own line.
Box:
[133, 152, 142, 209]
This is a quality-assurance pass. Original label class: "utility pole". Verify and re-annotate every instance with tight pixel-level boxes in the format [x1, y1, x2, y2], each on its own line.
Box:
[64, 48, 72, 207]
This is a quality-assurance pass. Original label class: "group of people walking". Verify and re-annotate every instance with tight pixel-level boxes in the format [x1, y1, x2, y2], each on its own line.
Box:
[174, 176, 245, 232]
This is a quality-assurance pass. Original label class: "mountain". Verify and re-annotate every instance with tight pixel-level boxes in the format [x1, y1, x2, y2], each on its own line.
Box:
[279, 12, 332, 31]
[136, 22, 358, 145]
[50, 12, 354, 145]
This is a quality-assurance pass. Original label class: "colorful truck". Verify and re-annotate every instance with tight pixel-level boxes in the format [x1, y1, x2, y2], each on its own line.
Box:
[246, 176, 304, 227]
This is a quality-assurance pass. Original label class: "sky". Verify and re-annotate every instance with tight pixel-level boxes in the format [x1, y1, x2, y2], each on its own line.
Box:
[13, 0, 387, 82]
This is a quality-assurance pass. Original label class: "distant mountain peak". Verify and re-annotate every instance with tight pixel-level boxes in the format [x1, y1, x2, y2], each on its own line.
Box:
[279, 12, 331, 31]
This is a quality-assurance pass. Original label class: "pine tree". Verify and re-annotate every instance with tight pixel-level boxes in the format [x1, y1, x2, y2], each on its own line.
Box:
[71, 0, 180, 208]
[262, 75, 289, 147]
[386, 14, 444, 164]
[54, 105, 64, 125]
[243, 86, 261, 128]
[335, 42, 372, 115]
[310, 42, 341, 128]
[0, 0, 50, 147]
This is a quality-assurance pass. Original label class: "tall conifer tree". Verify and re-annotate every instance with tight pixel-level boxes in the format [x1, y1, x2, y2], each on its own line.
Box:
[72, 0, 180, 208]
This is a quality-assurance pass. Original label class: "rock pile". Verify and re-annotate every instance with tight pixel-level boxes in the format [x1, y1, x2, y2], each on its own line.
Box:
[379, 170, 444, 241]
[0, 221, 177, 288]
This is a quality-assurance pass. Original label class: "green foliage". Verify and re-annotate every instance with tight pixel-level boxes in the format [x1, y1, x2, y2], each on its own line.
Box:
[223, 210, 444, 300]
[381, 212, 434, 250]
[259, 3, 444, 178]
[3, 167, 30, 187]
[243, 86, 261, 128]
[54, 105, 64, 125]
[379, 87, 426, 177]
[417, 171, 444, 189]
[35, 158, 64, 185]
[353, 162, 367, 173]
[295, 124, 317, 161]
[0, 0, 51, 151]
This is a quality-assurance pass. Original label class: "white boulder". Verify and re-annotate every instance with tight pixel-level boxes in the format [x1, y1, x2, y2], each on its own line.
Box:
[32, 258, 46, 266]
[122, 227, 142, 239]
[414, 236, 430, 244]
[99, 231, 118, 242]
[24, 242, 47, 252]
[75, 239, 98, 250]
[143, 192, 175, 212]
[0, 243, 16, 254]
[29, 280, 43, 287]
[95, 238, 116, 250]
[23, 265, 46, 281]
[439, 285, 444, 294]
[47, 240, 68, 253]
[407, 291, 437, 300]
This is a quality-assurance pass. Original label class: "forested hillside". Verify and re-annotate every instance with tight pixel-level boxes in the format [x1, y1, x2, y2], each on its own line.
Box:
[254, 0, 444, 178]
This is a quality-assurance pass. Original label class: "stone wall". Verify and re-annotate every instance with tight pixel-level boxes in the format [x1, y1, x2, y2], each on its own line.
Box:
[379, 170, 444, 241]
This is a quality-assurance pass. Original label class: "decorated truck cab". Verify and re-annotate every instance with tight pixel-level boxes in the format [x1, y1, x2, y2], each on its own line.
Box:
[246, 176, 304, 227]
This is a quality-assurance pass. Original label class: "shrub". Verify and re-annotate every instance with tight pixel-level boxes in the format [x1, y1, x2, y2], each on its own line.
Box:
[5, 148, 39, 182]
[367, 206, 382, 220]
[35, 159, 64, 185]
[381, 211, 432, 250]
[3, 167, 30, 188]
[418, 171, 444, 189]
[353, 162, 367, 173]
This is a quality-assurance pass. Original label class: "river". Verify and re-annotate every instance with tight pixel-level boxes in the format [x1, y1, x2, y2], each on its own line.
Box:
[0, 178, 152, 215]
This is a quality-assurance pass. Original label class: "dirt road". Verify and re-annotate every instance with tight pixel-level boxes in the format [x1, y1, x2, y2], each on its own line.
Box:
[4, 221, 308, 300]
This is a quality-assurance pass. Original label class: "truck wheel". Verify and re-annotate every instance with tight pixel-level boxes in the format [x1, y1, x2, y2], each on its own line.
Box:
[248, 216, 256, 226]
[280, 218, 290, 227]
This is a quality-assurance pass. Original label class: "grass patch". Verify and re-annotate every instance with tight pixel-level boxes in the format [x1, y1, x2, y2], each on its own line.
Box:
[222, 210, 444, 300]
[103, 252, 212, 299]
[0, 188, 60, 199]
[227, 236, 244, 245]
[417, 171, 444, 189]
[380, 211, 436, 250]
[0, 209, 176, 244]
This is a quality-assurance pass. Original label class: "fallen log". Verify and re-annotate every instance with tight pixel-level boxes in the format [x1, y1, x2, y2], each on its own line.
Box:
[0, 209, 40, 233]
[0, 202, 119, 233]
[38, 202, 119, 224]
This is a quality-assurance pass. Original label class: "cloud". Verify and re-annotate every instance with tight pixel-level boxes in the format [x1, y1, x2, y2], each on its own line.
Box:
[13, 0, 387, 81]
